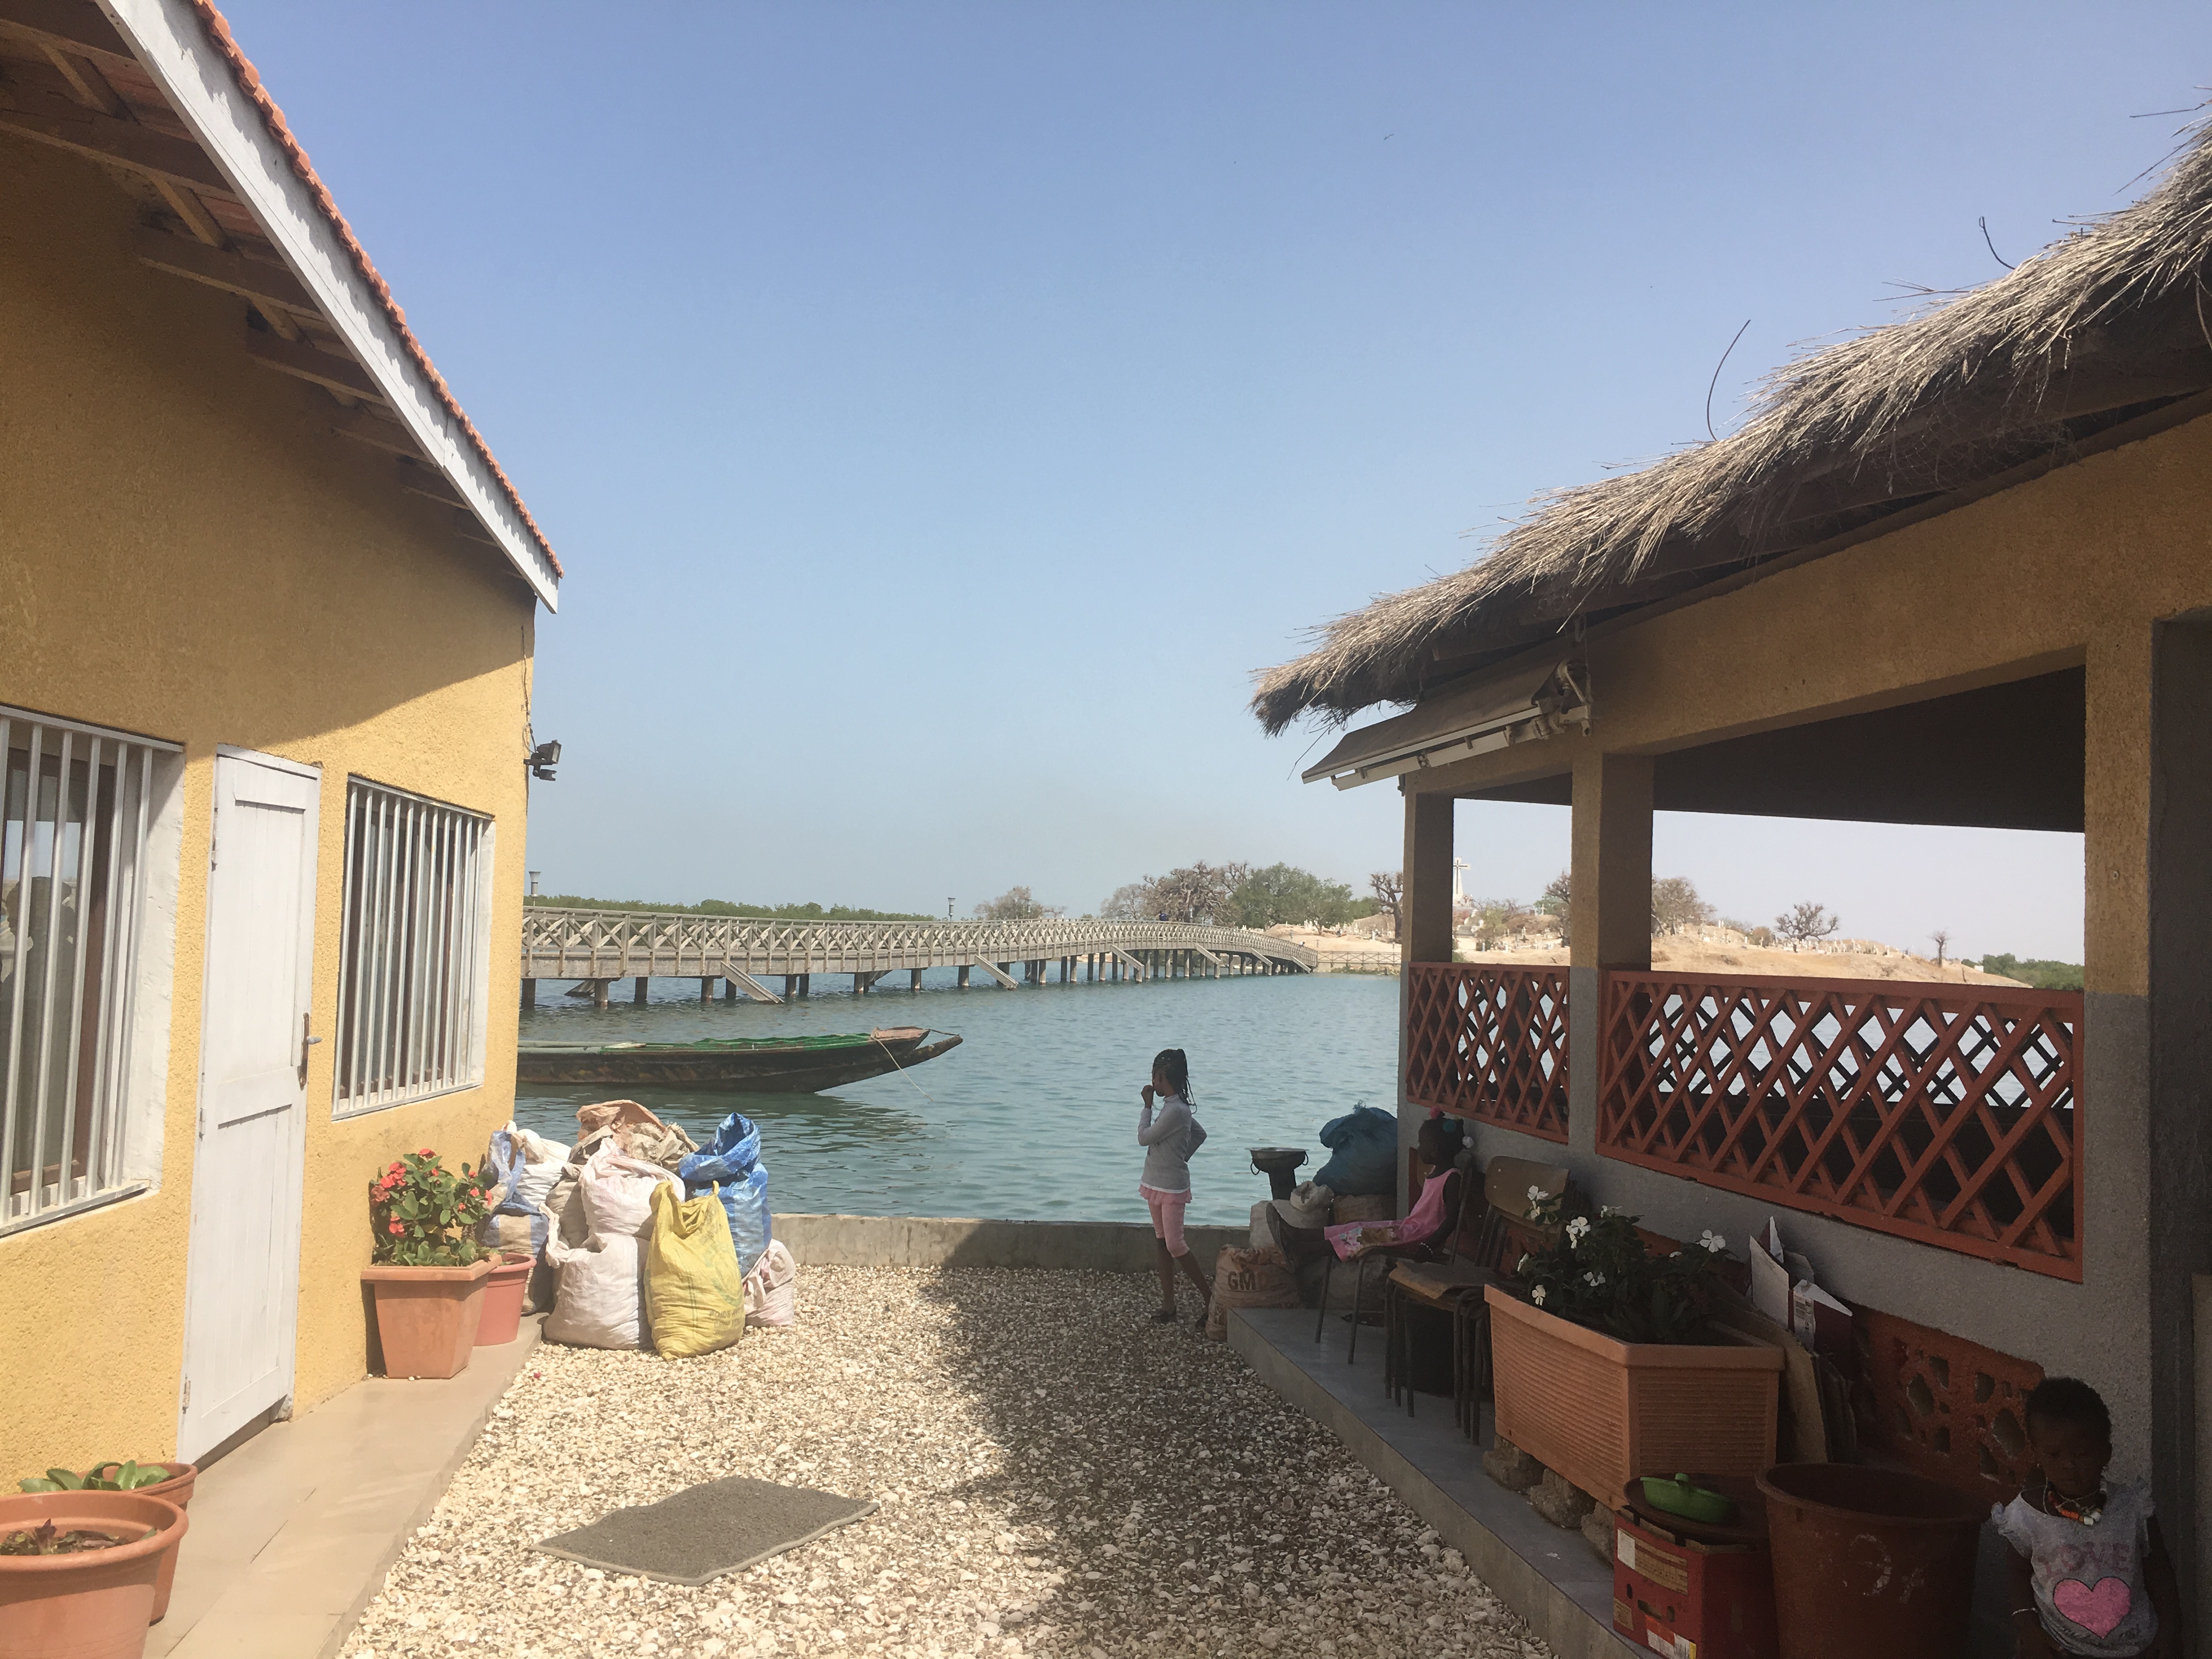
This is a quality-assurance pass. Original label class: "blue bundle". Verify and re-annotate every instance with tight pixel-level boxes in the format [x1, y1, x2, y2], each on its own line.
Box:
[483, 1126, 550, 1254]
[1313, 1104, 1398, 1197]
[676, 1112, 772, 1274]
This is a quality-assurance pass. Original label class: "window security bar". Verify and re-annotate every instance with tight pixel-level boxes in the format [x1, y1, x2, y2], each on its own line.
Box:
[1, 707, 169, 1233]
[335, 779, 492, 1116]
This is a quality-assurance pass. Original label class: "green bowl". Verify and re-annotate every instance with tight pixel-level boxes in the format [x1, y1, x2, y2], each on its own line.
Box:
[1640, 1473, 1735, 1525]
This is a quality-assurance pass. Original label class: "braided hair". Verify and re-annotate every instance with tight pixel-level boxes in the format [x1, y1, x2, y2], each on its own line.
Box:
[1152, 1047, 1193, 1105]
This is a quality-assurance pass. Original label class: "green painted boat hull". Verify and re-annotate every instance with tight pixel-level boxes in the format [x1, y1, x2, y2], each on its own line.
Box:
[516, 1028, 959, 1092]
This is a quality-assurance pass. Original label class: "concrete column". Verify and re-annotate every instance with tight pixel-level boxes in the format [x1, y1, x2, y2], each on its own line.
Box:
[699, 977, 713, 1000]
[2144, 620, 2212, 1630]
[910, 968, 924, 992]
[854, 973, 869, 996]
[797, 974, 810, 998]
[591, 979, 610, 1009]
[1565, 751, 1653, 1163]
[1400, 787, 1456, 1210]
[1402, 788, 1456, 967]
[724, 976, 737, 1001]
[958, 965, 970, 989]
[521, 978, 535, 1009]
[633, 975, 649, 1005]
[783, 974, 797, 998]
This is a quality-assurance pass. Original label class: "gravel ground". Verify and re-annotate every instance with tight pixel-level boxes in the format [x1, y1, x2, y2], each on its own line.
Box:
[343, 1267, 1555, 1659]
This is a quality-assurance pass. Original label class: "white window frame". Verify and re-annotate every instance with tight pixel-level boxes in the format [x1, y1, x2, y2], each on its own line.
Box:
[2, 703, 183, 1238]
[332, 778, 494, 1117]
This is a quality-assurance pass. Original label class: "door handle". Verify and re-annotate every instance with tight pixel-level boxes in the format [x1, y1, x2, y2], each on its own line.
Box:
[299, 1013, 322, 1085]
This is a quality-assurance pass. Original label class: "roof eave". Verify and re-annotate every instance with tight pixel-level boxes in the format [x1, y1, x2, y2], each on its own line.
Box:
[101, 0, 561, 611]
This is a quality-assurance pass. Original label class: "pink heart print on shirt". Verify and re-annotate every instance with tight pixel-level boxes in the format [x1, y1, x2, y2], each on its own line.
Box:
[2053, 1577, 2132, 1637]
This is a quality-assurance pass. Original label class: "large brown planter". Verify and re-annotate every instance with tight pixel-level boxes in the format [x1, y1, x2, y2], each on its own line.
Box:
[1485, 1284, 1782, 1508]
[474, 1255, 535, 1346]
[0, 1490, 185, 1659]
[85, 1464, 196, 1623]
[363, 1257, 493, 1379]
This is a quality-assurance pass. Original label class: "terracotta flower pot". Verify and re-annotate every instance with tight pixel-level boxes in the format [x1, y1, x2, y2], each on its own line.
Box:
[83, 1464, 196, 1624]
[473, 1254, 535, 1347]
[1485, 1283, 1782, 1508]
[0, 1490, 186, 1659]
[362, 1256, 494, 1379]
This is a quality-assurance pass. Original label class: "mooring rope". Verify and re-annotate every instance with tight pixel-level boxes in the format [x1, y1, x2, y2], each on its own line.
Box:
[872, 1029, 945, 1108]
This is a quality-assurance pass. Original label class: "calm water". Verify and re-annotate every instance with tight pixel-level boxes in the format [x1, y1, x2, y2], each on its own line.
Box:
[514, 969, 1397, 1227]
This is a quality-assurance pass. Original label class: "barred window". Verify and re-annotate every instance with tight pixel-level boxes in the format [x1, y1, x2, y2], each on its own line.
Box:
[335, 780, 493, 1115]
[3, 708, 172, 1233]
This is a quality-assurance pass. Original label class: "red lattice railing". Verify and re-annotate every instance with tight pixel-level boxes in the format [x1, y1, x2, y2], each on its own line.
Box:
[1406, 964, 1570, 1142]
[1598, 973, 2081, 1278]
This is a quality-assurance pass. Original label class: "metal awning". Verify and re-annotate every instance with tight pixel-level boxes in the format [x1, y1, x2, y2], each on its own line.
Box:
[1301, 658, 1591, 789]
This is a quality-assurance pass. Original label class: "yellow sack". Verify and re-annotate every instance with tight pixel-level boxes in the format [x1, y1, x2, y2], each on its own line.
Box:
[644, 1182, 748, 1358]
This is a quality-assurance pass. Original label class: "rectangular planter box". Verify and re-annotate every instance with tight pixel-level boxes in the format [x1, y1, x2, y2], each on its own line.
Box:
[363, 1257, 493, 1379]
[1486, 1283, 1782, 1508]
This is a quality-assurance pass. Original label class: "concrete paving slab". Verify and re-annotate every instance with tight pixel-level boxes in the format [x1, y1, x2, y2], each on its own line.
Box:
[1230, 1304, 1638, 1659]
[148, 1317, 542, 1659]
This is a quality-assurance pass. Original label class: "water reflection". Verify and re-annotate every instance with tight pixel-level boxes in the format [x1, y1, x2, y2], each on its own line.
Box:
[511, 970, 1397, 1226]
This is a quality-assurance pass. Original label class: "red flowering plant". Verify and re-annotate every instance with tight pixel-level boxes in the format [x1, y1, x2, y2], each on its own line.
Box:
[368, 1148, 489, 1267]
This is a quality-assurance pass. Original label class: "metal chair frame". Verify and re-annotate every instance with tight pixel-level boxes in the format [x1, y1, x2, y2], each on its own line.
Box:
[1313, 1166, 1472, 1364]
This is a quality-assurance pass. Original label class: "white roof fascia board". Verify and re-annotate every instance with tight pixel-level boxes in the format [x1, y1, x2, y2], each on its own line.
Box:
[96, 0, 560, 611]
[1303, 657, 1591, 789]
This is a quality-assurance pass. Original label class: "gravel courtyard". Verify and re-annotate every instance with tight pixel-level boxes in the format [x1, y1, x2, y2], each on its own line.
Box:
[342, 1267, 1554, 1659]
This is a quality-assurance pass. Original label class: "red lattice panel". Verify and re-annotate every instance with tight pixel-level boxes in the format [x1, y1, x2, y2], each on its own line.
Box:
[1406, 964, 1569, 1142]
[1597, 972, 2081, 1278]
[1852, 1305, 2044, 1500]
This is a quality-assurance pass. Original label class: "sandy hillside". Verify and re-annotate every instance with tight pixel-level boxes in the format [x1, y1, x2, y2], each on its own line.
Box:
[1271, 925, 2026, 985]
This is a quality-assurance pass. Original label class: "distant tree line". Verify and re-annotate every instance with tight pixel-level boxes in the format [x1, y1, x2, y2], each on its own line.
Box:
[1085, 861, 1380, 930]
[1978, 953, 2085, 990]
[524, 894, 936, 922]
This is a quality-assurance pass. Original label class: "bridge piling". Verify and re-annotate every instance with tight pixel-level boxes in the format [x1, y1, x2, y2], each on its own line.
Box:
[521, 978, 535, 1009]
[633, 976, 648, 1004]
[592, 979, 610, 1009]
[910, 968, 924, 992]
[957, 966, 970, 989]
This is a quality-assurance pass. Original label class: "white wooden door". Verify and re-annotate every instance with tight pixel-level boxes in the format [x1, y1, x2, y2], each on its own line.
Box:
[177, 749, 319, 1462]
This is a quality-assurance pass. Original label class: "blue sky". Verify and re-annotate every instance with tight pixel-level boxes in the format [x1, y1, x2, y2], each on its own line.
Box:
[221, 2, 2211, 959]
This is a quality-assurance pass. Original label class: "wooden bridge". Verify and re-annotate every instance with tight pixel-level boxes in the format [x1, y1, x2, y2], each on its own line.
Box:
[519, 909, 1322, 1006]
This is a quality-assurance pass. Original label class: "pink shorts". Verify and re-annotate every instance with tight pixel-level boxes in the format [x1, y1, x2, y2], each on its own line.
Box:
[1141, 1184, 1190, 1257]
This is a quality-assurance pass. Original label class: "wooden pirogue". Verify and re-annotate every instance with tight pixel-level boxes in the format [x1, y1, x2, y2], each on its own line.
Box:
[516, 1027, 961, 1092]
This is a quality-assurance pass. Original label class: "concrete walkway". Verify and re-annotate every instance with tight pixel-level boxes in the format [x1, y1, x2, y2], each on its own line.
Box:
[148, 1317, 542, 1659]
[1229, 1304, 1637, 1659]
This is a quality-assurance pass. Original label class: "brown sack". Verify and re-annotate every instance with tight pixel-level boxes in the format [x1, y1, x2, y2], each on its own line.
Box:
[1204, 1245, 1301, 1340]
[576, 1099, 661, 1137]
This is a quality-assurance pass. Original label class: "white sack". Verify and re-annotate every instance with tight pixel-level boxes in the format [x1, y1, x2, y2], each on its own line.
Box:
[542, 1232, 647, 1349]
[578, 1146, 677, 1239]
[743, 1240, 798, 1329]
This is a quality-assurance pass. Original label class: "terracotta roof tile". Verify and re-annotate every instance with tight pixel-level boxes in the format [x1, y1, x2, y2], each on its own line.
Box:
[187, 1, 563, 581]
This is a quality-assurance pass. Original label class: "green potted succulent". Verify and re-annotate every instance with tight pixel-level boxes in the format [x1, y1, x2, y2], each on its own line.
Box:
[0, 1487, 186, 1656]
[359, 1149, 494, 1380]
[18, 1461, 197, 1624]
[1485, 1196, 1783, 1508]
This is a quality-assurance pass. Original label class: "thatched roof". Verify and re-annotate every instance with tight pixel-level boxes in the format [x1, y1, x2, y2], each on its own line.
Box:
[1255, 120, 2212, 735]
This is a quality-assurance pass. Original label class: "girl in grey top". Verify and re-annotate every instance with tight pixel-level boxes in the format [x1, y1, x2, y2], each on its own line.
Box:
[1138, 1047, 1210, 1323]
[1996, 1377, 2177, 1657]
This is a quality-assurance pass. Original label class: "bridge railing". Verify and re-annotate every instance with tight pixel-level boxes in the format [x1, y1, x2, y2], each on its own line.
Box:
[518, 909, 1321, 976]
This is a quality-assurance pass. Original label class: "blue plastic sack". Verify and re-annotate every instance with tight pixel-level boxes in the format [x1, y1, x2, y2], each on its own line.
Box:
[677, 1113, 772, 1274]
[1312, 1104, 1398, 1197]
[483, 1127, 550, 1254]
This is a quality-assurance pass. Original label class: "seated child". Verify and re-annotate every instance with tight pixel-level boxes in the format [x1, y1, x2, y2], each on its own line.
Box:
[1995, 1377, 2177, 1658]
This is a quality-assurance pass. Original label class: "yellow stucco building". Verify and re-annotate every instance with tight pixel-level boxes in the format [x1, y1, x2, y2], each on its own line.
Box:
[0, 0, 560, 1472]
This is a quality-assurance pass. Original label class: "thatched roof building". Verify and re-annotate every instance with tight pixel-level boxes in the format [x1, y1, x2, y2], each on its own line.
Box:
[1255, 121, 2212, 735]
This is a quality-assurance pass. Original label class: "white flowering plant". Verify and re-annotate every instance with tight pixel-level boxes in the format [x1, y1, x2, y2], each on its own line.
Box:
[1514, 1192, 1727, 1344]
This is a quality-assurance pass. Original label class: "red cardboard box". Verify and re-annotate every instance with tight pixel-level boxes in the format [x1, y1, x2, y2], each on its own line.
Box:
[1612, 1510, 1779, 1659]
